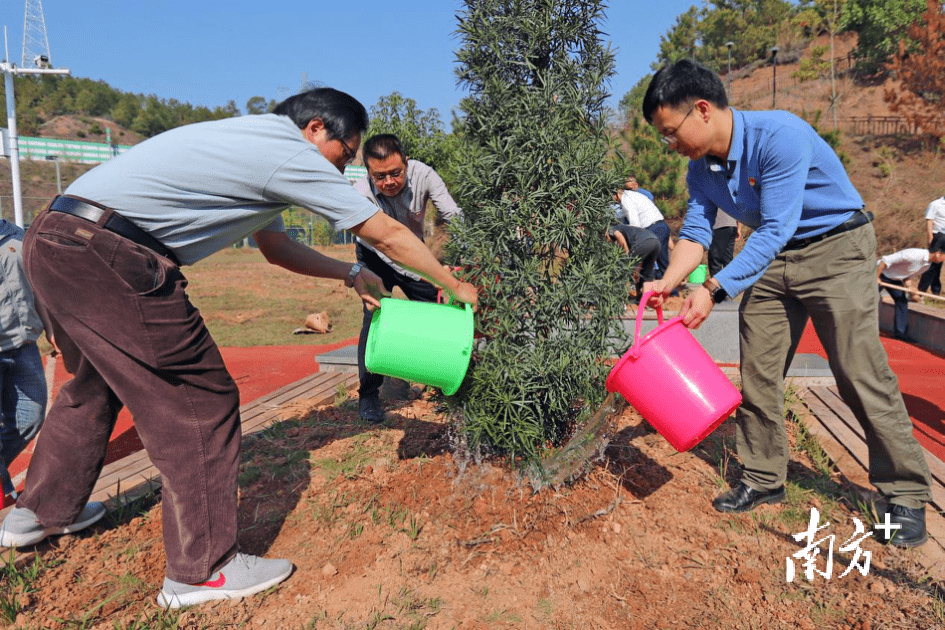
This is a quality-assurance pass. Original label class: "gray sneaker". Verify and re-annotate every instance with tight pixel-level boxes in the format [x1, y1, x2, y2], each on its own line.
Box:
[156, 553, 293, 609]
[0, 502, 107, 548]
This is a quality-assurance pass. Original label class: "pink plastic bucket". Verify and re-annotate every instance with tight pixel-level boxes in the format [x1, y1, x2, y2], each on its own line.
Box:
[605, 291, 742, 451]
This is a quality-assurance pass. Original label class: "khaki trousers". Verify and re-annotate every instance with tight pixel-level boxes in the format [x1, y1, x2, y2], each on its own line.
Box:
[736, 220, 932, 508]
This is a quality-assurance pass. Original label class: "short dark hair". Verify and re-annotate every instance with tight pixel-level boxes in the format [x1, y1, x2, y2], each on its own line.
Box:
[273, 87, 368, 141]
[642, 59, 728, 123]
[930, 233, 945, 253]
[362, 134, 407, 168]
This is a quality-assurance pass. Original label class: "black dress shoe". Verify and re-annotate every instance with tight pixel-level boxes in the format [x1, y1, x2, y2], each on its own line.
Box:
[358, 395, 386, 424]
[876, 504, 927, 548]
[712, 482, 786, 513]
[894, 334, 919, 344]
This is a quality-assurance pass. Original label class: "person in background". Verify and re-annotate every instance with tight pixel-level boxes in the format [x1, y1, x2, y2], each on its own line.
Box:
[641, 59, 931, 547]
[353, 134, 462, 423]
[877, 235, 945, 343]
[616, 176, 674, 279]
[606, 223, 660, 300]
[918, 193, 945, 295]
[707, 210, 742, 277]
[0, 87, 477, 609]
[0, 219, 50, 508]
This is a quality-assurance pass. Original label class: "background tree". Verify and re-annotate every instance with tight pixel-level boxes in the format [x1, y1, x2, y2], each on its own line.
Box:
[245, 96, 275, 115]
[366, 91, 452, 171]
[883, 0, 945, 142]
[842, 0, 926, 76]
[792, 0, 850, 129]
[448, 0, 629, 460]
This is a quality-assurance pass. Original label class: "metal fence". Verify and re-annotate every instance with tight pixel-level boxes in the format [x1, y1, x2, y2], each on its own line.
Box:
[17, 136, 131, 164]
[837, 116, 918, 136]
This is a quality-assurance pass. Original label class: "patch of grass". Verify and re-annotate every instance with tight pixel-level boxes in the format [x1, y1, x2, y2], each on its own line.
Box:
[111, 607, 183, 629]
[312, 434, 378, 480]
[185, 246, 364, 346]
[482, 608, 522, 625]
[105, 480, 161, 528]
[403, 513, 423, 540]
[0, 550, 61, 623]
[334, 382, 351, 406]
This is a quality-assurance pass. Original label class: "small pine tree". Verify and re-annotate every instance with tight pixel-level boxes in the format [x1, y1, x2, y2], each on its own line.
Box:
[883, 0, 945, 142]
[448, 0, 629, 460]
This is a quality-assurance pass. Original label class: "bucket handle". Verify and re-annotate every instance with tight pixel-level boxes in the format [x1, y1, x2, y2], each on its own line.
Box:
[436, 290, 472, 311]
[632, 291, 664, 358]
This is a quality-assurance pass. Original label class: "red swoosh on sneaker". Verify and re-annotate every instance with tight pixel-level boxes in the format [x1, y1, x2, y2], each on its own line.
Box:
[194, 573, 226, 588]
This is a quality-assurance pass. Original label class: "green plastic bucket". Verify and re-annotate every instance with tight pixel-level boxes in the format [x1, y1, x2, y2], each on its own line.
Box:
[688, 264, 708, 284]
[365, 297, 474, 395]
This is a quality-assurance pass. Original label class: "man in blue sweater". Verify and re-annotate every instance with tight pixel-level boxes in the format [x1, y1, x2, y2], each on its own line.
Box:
[641, 60, 931, 547]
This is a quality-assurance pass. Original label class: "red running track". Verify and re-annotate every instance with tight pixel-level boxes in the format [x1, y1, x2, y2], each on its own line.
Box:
[6, 338, 358, 492]
[797, 322, 945, 464]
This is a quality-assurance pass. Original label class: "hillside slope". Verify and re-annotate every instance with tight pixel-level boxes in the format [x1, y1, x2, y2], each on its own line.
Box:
[725, 32, 943, 254]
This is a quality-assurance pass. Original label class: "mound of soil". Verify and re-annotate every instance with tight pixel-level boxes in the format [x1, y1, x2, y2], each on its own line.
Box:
[5, 391, 942, 629]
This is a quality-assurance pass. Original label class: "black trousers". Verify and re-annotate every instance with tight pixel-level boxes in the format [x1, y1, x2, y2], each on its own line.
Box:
[879, 274, 910, 337]
[708, 226, 738, 277]
[356, 244, 439, 398]
[918, 262, 942, 295]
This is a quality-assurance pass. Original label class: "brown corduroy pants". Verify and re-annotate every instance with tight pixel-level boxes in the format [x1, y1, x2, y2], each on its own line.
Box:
[20, 207, 240, 583]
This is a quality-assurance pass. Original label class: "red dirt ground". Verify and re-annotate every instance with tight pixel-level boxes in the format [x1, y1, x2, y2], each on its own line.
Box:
[7, 386, 945, 629]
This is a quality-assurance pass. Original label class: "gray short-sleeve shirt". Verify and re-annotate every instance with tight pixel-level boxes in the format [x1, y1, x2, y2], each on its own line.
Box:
[66, 114, 378, 265]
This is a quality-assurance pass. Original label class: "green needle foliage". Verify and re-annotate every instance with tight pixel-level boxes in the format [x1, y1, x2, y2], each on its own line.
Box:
[448, 0, 629, 460]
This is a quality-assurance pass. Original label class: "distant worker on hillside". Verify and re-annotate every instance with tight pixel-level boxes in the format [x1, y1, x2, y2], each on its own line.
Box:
[0, 88, 477, 610]
[877, 235, 945, 343]
[606, 222, 660, 300]
[707, 210, 742, 277]
[918, 193, 945, 296]
[353, 134, 462, 423]
[616, 176, 674, 279]
[641, 59, 932, 548]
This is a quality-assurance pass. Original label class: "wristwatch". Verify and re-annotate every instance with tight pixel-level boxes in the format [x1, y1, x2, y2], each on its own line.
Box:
[702, 278, 728, 304]
[345, 262, 363, 288]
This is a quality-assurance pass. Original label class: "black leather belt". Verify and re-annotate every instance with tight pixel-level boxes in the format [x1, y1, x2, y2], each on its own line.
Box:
[48, 195, 179, 265]
[782, 210, 873, 251]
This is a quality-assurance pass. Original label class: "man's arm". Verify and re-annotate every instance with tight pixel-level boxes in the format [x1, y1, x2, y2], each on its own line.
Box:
[351, 211, 478, 307]
[253, 230, 390, 309]
[927, 219, 935, 246]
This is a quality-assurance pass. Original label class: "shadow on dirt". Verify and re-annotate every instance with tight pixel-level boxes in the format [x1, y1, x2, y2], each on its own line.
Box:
[233, 396, 456, 556]
[603, 423, 674, 500]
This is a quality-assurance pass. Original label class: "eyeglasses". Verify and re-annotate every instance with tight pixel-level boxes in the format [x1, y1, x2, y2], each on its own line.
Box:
[660, 103, 696, 145]
[370, 168, 405, 183]
[337, 137, 357, 165]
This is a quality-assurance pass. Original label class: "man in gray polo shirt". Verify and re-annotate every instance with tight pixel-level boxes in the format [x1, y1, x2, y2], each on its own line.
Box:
[353, 134, 462, 422]
[0, 88, 477, 609]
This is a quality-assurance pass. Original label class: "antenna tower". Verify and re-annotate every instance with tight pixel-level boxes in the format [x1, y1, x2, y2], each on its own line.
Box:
[21, 0, 51, 68]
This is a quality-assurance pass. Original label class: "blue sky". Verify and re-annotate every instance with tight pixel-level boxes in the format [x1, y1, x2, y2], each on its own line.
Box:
[1, 1, 697, 125]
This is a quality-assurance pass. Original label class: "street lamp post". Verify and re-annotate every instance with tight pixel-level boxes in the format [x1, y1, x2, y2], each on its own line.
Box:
[725, 42, 734, 98]
[770, 46, 780, 109]
[1, 27, 70, 227]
